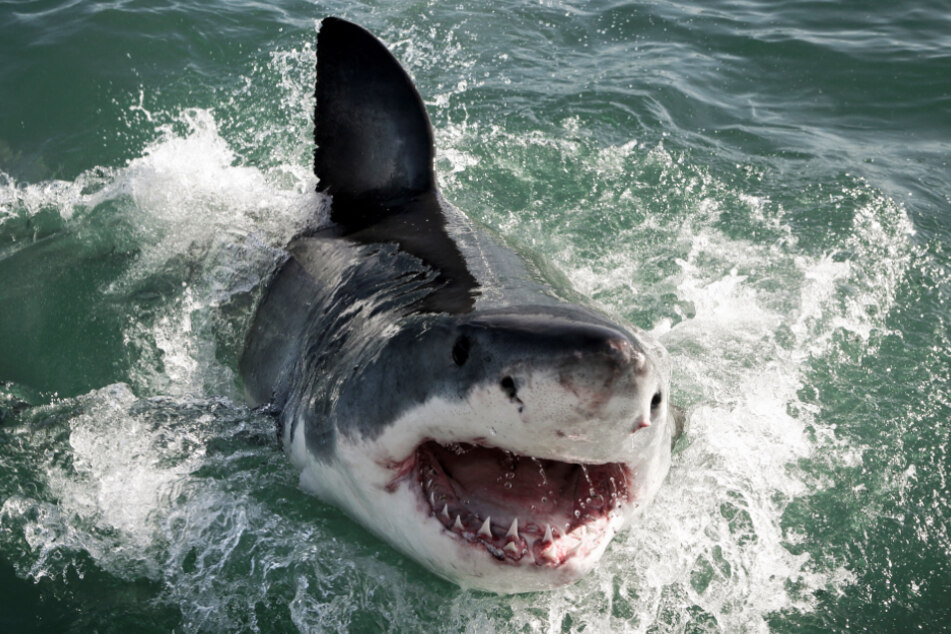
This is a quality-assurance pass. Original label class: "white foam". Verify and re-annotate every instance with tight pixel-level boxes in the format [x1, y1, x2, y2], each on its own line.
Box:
[2, 385, 208, 579]
[584, 173, 907, 629]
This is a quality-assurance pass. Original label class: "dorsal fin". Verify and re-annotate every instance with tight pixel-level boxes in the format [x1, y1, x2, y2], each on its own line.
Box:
[313, 18, 478, 314]
[314, 17, 435, 208]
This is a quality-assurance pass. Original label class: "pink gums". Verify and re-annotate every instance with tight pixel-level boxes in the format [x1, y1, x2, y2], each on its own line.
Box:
[409, 441, 631, 566]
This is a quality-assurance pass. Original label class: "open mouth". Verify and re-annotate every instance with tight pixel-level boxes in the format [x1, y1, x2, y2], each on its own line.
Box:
[412, 441, 631, 566]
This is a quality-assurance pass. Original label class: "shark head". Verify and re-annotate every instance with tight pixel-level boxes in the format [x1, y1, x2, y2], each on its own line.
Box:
[282, 301, 674, 592]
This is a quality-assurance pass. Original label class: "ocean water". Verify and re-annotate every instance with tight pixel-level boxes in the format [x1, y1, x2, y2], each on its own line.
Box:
[1, 0, 949, 631]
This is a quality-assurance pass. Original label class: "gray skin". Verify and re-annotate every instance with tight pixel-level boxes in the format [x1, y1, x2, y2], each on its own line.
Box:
[241, 17, 680, 487]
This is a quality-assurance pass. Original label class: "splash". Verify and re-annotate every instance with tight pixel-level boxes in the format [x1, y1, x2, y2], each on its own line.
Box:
[105, 106, 323, 397]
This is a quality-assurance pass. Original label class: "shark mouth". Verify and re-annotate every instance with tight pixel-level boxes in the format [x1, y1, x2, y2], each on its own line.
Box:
[412, 441, 631, 566]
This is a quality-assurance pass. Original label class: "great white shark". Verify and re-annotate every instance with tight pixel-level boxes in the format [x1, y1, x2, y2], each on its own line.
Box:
[241, 16, 683, 593]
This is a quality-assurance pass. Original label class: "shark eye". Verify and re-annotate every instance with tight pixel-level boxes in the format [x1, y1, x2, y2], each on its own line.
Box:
[452, 335, 470, 366]
[650, 391, 662, 410]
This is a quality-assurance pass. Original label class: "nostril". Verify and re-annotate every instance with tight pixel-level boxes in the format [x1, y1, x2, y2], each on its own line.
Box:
[500, 376, 524, 413]
[452, 336, 470, 366]
[651, 391, 662, 410]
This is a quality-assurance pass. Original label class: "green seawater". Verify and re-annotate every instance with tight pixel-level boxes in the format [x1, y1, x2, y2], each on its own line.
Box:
[1, 1, 949, 631]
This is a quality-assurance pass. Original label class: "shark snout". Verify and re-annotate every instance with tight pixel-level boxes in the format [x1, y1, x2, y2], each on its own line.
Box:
[452, 308, 663, 457]
[606, 336, 648, 374]
[459, 308, 655, 396]
[551, 330, 653, 417]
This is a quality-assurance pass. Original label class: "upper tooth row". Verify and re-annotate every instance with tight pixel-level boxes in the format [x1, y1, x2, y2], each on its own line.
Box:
[441, 512, 564, 545]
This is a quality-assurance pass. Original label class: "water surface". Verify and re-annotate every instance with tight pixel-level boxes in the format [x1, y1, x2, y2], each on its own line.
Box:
[1, 1, 949, 631]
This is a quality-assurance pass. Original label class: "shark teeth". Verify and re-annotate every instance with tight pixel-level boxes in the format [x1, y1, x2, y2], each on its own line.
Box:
[429, 505, 612, 566]
[414, 440, 630, 566]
